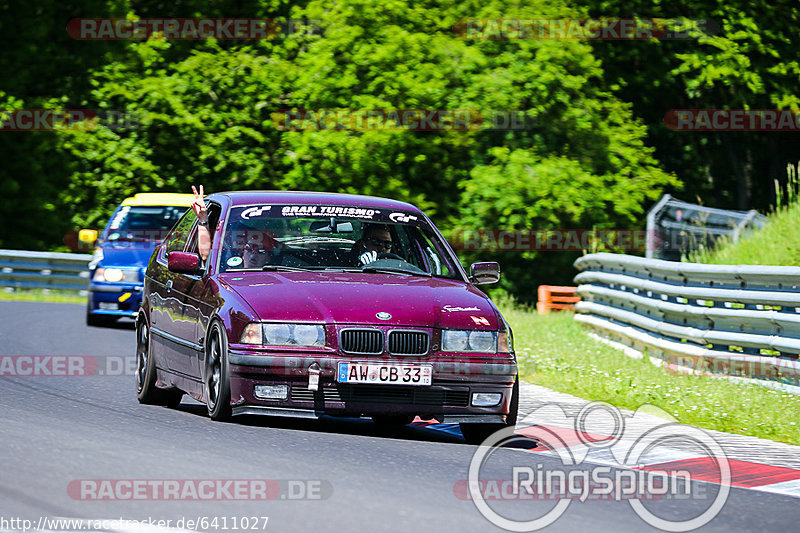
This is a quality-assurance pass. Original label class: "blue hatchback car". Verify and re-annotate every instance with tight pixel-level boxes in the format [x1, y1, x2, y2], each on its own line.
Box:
[85, 193, 193, 326]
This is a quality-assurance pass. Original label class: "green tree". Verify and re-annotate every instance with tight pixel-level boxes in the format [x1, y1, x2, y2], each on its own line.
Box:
[580, 0, 800, 210]
[57, 0, 678, 301]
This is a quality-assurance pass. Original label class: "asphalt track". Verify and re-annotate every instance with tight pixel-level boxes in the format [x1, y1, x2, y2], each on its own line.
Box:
[1, 301, 798, 533]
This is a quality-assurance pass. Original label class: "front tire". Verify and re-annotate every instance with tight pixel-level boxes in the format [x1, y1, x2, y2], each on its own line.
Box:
[460, 378, 519, 444]
[205, 321, 232, 421]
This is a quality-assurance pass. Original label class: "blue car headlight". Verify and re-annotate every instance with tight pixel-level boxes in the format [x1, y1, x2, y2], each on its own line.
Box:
[92, 268, 139, 283]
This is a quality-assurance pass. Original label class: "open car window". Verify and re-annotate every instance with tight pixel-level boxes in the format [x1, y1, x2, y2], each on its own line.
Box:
[217, 204, 462, 279]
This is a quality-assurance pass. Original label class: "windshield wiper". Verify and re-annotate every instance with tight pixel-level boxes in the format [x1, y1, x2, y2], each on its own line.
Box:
[261, 265, 316, 272]
[225, 265, 314, 272]
[361, 266, 431, 277]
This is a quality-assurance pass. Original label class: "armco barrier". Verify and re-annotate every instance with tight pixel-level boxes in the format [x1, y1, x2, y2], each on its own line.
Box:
[573, 252, 800, 393]
[0, 249, 91, 293]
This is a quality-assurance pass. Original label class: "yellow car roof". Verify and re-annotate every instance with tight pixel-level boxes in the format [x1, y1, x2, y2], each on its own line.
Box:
[120, 193, 194, 207]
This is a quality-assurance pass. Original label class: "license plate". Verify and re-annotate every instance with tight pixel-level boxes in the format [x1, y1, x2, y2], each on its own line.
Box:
[337, 362, 432, 386]
[98, 303, 118, 310]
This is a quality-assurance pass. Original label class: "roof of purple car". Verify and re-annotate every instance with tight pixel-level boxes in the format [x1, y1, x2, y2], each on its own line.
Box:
[212, 190, 422, 212]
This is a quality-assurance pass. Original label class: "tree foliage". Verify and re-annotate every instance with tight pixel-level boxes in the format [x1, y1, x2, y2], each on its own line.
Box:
[2, 0, 796, 300]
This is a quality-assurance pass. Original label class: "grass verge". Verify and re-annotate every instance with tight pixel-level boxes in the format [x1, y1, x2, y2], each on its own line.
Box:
[0, 289, 86, 304]
[690, 162, 800, 265]
[499, 303, 800, 445]
[689, 200, 800, 265]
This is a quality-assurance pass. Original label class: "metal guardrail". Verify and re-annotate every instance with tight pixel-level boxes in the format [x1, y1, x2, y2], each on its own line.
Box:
[573, 252, 800, 392]
[646, 194, 767, 260]
[0, 249, 91, 293]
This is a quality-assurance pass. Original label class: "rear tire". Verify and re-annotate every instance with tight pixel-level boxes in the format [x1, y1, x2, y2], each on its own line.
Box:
[460, 378, 519, 445]
[205, 322, 232, 421]
[136, 318, 182, 406]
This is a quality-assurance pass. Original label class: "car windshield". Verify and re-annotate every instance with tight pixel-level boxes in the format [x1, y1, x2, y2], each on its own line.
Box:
[105, 205, 188, 241]
[219, 204, 462, 279]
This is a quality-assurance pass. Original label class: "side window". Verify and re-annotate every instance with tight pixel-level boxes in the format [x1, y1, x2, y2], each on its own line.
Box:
[186, 203, 221, 255]
[165, 209, 197, 253]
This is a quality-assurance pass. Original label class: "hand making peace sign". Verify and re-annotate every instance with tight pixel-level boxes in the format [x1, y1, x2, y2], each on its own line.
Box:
[191, 185, 208, 224]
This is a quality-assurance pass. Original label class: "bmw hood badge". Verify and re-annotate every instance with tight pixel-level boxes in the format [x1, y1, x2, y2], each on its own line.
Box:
[376, 312, 392, 320]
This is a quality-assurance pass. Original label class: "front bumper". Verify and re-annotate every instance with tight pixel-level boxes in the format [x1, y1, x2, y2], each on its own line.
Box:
[226, 350, 517, 422]
[88, 282, 142, 318]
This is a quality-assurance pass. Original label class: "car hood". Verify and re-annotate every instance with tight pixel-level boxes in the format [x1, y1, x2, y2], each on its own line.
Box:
[98, 241, 158, 269]
[218, 272, 500, 329]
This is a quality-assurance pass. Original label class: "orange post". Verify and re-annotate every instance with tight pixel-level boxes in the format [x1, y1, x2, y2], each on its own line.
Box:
[537, 285, 579, 314]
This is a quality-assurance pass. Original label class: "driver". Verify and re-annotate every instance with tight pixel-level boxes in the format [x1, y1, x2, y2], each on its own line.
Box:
[352, 224, 394, 266]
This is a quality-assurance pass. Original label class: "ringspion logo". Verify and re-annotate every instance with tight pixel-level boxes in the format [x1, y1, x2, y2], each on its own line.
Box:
[465, 402, 730, 531]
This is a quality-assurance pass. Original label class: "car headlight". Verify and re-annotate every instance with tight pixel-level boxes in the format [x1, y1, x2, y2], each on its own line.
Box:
[240, 323, 326, 347]
[103, 268, 124, 282]
[441, 330, 498, 353]
[264, 323, 291, 344]
[293, 324, 323, 346]
[92, 268, 139, 283]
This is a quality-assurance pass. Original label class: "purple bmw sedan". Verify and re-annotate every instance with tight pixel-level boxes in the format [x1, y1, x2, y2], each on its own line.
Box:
[136, 191, 518, 443]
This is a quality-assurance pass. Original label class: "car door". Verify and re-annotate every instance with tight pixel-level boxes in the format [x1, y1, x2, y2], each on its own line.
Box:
[170, 202, 222, 379]
[149, 209, 198, 377]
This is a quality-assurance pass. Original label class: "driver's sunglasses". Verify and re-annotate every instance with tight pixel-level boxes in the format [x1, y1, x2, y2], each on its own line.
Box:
[244, 244, 269, 255]
[367, 237, 393, 250]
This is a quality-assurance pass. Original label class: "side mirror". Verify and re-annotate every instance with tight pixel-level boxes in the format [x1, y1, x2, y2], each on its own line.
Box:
[168, 251, 200, 273]
[470, 262, 500, 285]
[78, 229, 98, 244]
